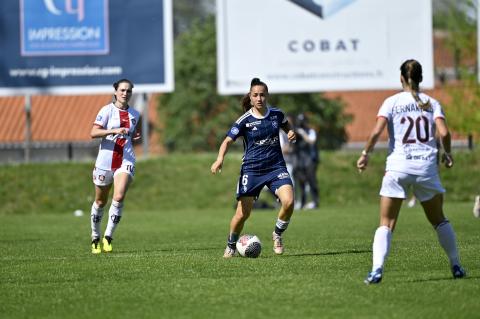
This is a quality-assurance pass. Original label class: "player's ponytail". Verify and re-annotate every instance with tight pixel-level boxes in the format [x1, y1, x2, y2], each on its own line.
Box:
[400, 60, 430, 110]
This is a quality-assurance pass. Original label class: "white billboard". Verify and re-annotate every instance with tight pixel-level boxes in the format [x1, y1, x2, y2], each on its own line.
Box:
[217, 0, 433, 94]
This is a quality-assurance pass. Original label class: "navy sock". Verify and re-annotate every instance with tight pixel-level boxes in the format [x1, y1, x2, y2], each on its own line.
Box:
[227, 233, 239, 249]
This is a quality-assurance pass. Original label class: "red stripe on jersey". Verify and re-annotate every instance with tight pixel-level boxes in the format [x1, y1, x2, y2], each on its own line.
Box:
[111, 110, 131, 170]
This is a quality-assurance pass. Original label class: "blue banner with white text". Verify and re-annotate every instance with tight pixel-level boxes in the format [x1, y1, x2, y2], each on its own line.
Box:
[0, 0, 173, 95]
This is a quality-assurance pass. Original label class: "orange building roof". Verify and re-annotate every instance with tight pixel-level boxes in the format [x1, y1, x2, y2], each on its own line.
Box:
[0, 94, 164, 154]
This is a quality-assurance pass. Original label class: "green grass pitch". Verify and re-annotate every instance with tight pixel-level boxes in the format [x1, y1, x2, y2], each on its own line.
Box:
[1, 202, 478, 319]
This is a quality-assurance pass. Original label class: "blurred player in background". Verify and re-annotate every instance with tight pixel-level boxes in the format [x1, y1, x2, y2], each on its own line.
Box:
[211, 77, 297, 258]
[357, 59, 466, 284]
[89, 79, 141, 254]
[474, 195, 480, 218]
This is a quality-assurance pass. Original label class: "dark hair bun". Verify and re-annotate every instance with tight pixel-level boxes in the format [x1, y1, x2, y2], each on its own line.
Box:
[251, 78, 261, 86]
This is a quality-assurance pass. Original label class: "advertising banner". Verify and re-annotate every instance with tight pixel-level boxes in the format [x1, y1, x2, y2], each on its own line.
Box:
[217, 0, 433, 94]
[0, 0, 173, 95]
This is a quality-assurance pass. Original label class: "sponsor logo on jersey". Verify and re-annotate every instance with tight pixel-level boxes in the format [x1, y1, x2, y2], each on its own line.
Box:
[255, 136, 279, 146]
[246, 120, 262, 128]
[277, 172, 290, 179]
[231, 127, 239, 135]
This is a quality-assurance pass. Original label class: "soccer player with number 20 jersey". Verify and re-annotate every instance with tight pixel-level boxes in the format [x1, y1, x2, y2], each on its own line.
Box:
[89, 79, 141, 254]
[211, 78, 297, 258]
[357, 60, 466, 284]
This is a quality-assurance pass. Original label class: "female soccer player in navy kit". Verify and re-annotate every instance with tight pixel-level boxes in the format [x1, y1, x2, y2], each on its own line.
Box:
[89, 79, 141, 254]
[211, 78, 297, 258]
[357, 60, 466, 283]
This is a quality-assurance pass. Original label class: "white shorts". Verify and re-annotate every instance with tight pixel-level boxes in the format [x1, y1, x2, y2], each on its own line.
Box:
[92, 165, 134, 186]
[379, 171, 445, 202]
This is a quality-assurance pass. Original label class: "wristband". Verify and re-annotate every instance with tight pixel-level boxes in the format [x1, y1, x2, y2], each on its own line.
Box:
[361, 150, 369, 156]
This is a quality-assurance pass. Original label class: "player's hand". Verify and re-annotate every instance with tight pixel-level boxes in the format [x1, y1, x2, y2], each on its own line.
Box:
[114, 127, 129, 135]
[442, 152, 454, 168]
[287, 130, 296, 143]
[211, 160, 223, 174]
[356, 153, 369, 173]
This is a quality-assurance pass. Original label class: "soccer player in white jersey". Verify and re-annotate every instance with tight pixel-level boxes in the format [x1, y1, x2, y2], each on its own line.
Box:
[357, 59, 466, 284]
[211, 78, 297, 258]
[90, 79, 141, 254]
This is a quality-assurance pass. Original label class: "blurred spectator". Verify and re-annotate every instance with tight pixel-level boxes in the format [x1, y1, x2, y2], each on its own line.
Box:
[280, 114, 296, 187]
[294, 113, 319, 210]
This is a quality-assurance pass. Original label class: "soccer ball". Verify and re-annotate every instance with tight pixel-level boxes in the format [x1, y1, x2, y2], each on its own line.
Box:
[236, 234, 262, 258]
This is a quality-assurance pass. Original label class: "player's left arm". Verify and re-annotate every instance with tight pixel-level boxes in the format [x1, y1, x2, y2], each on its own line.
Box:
[280, 119, 296, 142]
[436, 117, 453, 168]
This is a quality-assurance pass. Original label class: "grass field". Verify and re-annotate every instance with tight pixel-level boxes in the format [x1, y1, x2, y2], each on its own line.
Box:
[1, 202, 479, 319]
[1, 151, 479, 318]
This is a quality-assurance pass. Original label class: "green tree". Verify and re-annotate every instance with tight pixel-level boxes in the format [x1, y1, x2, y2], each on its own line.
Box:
[159, 16, 351, 152]
[433, 0, 479, 142]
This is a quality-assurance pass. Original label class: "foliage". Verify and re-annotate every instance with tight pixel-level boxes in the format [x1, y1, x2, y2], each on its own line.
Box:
[269, 93, 351, 150]
[158, 16, 241, 152]
[443, 74, 480, 139]
[432, 0, 478, 141]
[433, 0, 476, 63]
[159, 16, 351, 152]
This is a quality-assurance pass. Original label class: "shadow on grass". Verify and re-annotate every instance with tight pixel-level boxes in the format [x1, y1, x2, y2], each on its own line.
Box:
[118, 246, 221, 254]
[409, 275, 479, 283]
[279, 249, 371, 258]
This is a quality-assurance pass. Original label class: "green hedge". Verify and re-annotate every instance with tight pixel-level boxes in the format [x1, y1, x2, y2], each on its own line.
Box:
[1, 149, 478, 214]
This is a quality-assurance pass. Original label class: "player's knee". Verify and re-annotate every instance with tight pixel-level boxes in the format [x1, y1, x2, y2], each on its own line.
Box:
[235, 208, 251, 221]
[282, 197, 294, 211]
[95, 199, 108, 208]
[112, 194, 126, 203]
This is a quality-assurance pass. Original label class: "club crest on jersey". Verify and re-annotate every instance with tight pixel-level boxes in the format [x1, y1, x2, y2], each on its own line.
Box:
[96, 115, 103, 121]
[231, 127, 239, 135]
[131, 118, 136, 125]
[272, 121, 278, 128]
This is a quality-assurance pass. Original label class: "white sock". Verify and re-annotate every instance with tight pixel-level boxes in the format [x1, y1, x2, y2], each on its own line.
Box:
[90, 202, 104, 239]
[435, 220, 460, 267]
[104, 200, 123, 238]
[372, 226, 392, 271]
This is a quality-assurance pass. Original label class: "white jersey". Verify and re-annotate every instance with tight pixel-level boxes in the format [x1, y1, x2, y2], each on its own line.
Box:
[93, 103, 140, 171]
[378, 91, 445, 176]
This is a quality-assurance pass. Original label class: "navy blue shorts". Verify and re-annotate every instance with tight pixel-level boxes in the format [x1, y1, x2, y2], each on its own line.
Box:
[236, 167, 293, 200]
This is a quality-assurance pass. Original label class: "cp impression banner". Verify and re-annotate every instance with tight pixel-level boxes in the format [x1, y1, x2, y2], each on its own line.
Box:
[217, 0, 433, 94]
[0, 0, 173, 95]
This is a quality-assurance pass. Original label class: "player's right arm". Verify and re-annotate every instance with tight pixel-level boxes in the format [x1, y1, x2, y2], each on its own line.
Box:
[357, 116, 387, 172]
[211, 136, 234, 174]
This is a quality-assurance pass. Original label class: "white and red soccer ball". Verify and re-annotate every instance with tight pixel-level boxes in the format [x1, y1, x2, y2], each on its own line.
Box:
[236, 234, 262, 258]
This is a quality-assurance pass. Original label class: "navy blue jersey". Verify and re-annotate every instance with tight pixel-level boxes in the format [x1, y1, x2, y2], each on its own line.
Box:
[226, 106, 288, 173]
